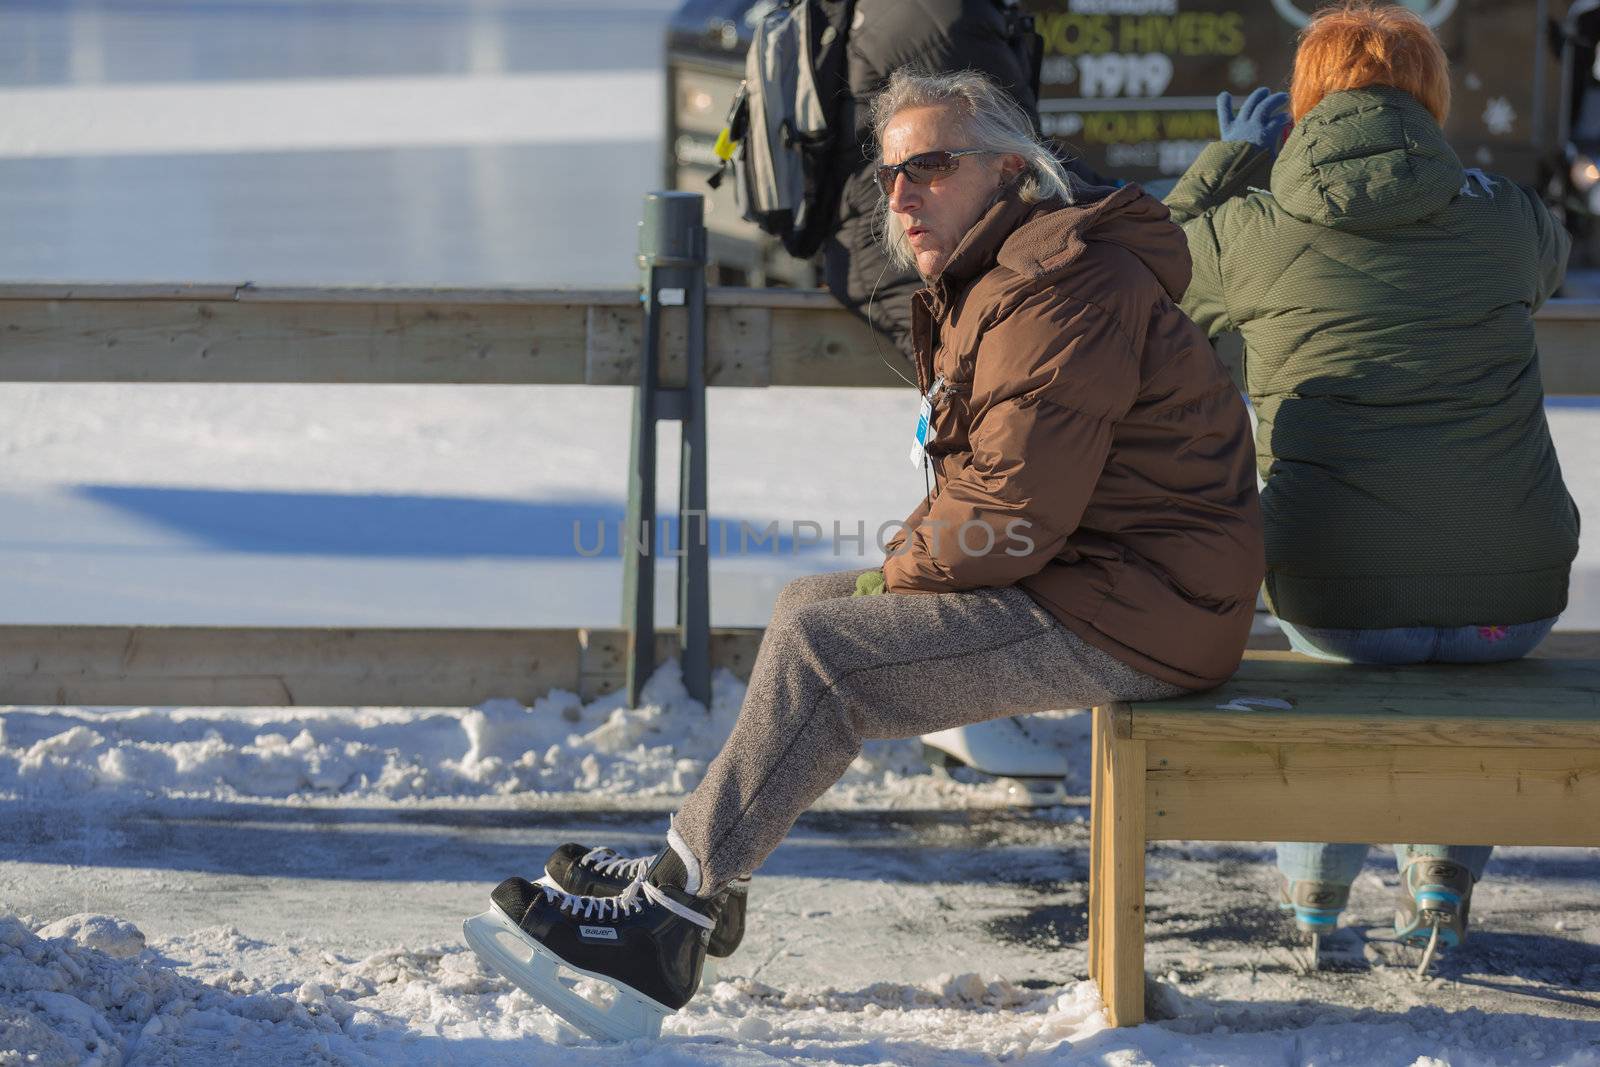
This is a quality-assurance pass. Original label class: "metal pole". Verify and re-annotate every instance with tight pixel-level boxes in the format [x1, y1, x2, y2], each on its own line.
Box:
[678, 218, 711, 706]
[625, 192, 711, 707]
[621, 275, 660, 708]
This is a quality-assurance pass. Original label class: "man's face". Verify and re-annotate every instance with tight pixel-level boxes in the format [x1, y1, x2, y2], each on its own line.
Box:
[881, 105, 1014, 279]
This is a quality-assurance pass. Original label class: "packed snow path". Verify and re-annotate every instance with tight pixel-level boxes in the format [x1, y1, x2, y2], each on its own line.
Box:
[2, 666, 1598, 1064]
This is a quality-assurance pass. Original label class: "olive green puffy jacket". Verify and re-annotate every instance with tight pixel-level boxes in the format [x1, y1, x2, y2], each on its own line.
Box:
[1166, 86, 1578, 629]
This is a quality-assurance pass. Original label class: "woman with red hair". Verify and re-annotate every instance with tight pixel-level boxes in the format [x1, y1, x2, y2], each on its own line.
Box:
[1166, 1, 1578, 969]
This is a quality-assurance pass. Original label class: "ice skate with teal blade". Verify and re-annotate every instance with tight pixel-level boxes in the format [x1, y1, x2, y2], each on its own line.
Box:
[1276, 873, 1350, 967]
[1394, 857, 1474, 978]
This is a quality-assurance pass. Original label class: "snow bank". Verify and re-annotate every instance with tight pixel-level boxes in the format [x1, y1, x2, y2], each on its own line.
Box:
[0, 662, 1060, 809]
[5, 913, 1597, 1066]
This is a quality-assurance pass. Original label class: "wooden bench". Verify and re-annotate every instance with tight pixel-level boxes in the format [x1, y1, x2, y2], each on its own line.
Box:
[1086, 650, 1600, 1026]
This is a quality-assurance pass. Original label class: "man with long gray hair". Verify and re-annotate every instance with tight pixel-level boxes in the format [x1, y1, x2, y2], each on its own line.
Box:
[822, 0, 1045, 365]
[465, 68, 1264, 1041]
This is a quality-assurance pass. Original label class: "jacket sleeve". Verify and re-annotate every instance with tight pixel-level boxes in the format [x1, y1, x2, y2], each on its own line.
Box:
[1517, 182, 1571, 309]
[1178, 209, 1234, 338]
[882, 493, 931, 558]
[1164, 140, 1274, 225]
[882, 293, 1138, 593]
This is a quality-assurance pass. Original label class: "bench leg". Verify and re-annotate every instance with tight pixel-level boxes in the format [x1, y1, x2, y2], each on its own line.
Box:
[1090, 703, 1146, 1027]
[1089, 707, 1104, 986]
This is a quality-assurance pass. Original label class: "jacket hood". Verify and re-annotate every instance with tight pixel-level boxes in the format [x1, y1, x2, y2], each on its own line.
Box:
[940, 181, 1193, 301]
[1271, 86, 1465, 232]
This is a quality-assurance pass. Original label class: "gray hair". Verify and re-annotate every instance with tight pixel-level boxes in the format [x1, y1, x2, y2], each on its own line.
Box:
[870, 68, 1075, 270]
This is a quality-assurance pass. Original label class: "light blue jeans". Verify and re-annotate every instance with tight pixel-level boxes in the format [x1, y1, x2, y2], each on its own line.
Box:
[1273, 615, 1558, 889]
[1277, 616, 1558, 665]
[1277, 842, 1493, 887]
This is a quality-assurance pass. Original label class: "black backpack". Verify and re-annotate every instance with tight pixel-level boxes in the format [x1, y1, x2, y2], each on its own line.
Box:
[710, 0, 857, 261]
[711, 0, 1043, 260]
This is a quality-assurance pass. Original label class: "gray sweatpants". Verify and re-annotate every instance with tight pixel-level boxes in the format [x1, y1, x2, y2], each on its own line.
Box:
[673, 568, 1190, 892]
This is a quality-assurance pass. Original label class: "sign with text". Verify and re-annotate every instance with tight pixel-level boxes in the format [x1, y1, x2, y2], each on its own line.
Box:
[1033, 0, 1300, 181]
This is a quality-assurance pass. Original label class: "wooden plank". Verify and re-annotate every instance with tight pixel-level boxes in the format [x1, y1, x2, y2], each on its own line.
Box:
[0, 286, 1588, 389]
[1148, 647, 1600, 698]
[4, 282, 1587, 315]
[0, 283, 827, 308]
[1535, 316, 1600, 395]
[706, 287, 836, 310]
[576, 627, 763, 702]
[1129, 710, 1600, 748]
[1244, 626, 1600, 659]
[1145, 741, 1600, 847]
[0, 283, 638, 306]
[0, 625, 765, 707]
[6, 615, 1600, 715]
[1127, 652, 1600, 748]
[235, 286, 636, 307]
[767, 306, 908, 388]
[584, 304, 773, 387]
[0, 626, 580, 707]
[1088, 705, 1106, 987]
[1112, 703, 1135, 740]
[0, 283, 244, 301]
[0, 299, 593, 384]
[1090, 704, 1147, 1027]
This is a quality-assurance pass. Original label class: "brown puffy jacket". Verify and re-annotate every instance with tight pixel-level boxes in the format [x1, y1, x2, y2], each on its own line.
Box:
[881, 182, 1264, 690]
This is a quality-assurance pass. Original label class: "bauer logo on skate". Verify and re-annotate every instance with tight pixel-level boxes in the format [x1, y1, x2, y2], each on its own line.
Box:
[579, 925, 619, 941]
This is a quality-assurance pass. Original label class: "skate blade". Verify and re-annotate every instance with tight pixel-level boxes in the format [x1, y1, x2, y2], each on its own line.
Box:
[463, 907, 670, 1042]
[1414, 922, 1443, 981]
[1395, 908, 1463, 949]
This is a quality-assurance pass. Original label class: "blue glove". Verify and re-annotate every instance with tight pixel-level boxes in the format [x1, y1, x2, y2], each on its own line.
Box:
[1217, 87, 1290, 155]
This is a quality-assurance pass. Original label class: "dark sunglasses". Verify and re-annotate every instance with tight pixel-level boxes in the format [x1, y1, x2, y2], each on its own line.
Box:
[874, 149, 991, 197]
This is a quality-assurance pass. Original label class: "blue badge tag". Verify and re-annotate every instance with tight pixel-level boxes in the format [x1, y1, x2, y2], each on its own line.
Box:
[908, 376, 943, 468]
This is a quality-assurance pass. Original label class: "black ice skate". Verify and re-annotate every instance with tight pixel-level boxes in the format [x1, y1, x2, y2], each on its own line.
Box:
[542, 843, 750, 957]
[463, 854, 721, 1042]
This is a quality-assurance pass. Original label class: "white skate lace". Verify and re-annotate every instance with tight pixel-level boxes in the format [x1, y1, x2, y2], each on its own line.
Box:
[537, 874, 716, 930]
[580, 846, 653, 880]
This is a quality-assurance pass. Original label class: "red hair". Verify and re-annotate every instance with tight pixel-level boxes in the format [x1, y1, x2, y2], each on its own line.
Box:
[1290, 2, 1451, 124]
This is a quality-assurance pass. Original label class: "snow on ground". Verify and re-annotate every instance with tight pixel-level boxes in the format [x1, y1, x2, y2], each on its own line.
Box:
[7, 907, 1599, 1067]
[0, 661, 1012, 811]
[3, 663, 1598, 1065]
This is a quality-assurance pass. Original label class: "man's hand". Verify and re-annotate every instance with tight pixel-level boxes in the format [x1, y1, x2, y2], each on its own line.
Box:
[853, 570, 886, 597]
[1217, 87, 1290, 156]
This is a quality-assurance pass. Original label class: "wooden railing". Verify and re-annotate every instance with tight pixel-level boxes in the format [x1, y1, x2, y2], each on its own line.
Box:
[0, 283, 1595, 705]
[3, 283, 1594, 387]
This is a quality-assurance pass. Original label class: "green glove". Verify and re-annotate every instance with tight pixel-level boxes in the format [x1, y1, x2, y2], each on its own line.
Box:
[853, 570, 886, 597]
